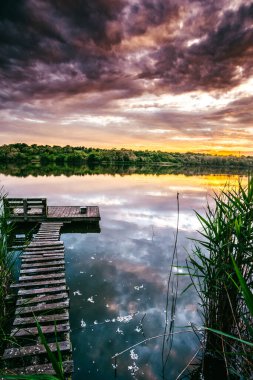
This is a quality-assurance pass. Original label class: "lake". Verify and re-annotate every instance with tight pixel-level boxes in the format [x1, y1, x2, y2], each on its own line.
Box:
[0, 171, 245, 379]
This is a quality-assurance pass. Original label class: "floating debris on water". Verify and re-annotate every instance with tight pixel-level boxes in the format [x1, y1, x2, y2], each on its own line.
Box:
[116, 327, 124, 334]
[128, 362, 139, 376]
[81, 319, 86, 328]
[73, 290, 82, 296]
[117, 315, 133, 323]
[130, 349, 138, 360]
[87, 296, 95, 303]
[134, 285, 144, 291]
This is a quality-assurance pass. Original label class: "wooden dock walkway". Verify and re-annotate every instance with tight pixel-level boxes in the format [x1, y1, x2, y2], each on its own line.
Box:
[4, 198, 100, 222]
[2, 222, 73, 377]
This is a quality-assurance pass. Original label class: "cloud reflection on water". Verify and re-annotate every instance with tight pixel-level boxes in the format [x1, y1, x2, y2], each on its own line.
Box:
[0, 172, 247, 379]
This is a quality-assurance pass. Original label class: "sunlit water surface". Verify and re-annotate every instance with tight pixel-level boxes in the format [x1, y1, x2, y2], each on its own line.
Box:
[0, 173, 245, 379]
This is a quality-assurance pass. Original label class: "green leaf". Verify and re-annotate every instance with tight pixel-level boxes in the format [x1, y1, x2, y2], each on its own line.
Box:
[205, 327, 253, 348]
[35, 320, 64, 380]
[231, 255, 253, 316]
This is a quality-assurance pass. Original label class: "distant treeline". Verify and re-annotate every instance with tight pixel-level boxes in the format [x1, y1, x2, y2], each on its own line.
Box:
[0, 143, 253, 168]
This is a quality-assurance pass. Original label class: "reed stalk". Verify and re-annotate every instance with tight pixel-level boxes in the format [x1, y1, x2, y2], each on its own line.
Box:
[0, 189, 16, 356]
[187, 177, 253, 378]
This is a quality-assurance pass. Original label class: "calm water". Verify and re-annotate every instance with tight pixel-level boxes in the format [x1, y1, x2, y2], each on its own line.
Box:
[0, 172, 245, 379]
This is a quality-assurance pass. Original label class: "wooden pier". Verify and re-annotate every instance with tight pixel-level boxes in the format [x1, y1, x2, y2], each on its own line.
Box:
[4, 198, 100, 222]
[2, 222, 73, 377]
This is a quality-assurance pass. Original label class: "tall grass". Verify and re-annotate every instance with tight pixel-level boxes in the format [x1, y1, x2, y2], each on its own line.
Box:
[0, 189, 16, 356]
[187, 177, 253, 378]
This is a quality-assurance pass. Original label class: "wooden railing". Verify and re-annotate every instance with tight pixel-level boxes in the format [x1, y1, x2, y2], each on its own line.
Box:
[4, 198, 48, 220]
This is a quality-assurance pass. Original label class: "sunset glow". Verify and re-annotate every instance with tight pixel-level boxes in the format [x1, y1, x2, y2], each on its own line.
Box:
[1, 1, 253, 154]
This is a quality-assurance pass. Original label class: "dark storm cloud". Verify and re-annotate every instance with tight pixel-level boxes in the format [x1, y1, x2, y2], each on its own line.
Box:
[1, 0, 253, 103]
[149, 2, 253, 92]
[1, 0, 253, 151]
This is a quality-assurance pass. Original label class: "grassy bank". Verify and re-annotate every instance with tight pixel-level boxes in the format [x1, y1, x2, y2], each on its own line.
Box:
[187, 178, 253, 378]
[0, 191, 15, 357]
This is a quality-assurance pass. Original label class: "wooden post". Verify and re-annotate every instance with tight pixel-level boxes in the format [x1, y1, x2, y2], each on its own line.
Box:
[23, 199, 28, 221]
[42, 198, 47, 217]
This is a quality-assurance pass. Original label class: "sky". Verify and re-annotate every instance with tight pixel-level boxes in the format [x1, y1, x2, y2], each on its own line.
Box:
[0, 0, 253, 154]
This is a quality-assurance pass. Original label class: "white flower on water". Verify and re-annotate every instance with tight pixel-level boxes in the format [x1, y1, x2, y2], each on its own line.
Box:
[116, 327, 124, 335]
[73, 290, 82, 296]
[94, 320, 98, 325]
[87, 296, 94, 303]
[112, 363, 118, 369]
[80, 319, 86, 328]
[117, 315, 133, 323]
[128, 362, 139, 375]
[135, 326, 141, 333]
[134, 285, 144, 291]
[130, 349, 138, 360]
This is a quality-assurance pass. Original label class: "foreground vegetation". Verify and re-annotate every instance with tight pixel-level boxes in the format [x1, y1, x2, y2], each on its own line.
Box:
[1, 143, 253, 168]
[187, 178, 253, 379]
[0, 191, 15, 358]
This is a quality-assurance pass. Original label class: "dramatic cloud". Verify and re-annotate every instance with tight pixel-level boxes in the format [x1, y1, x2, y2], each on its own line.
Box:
[1, 0, 253, 153]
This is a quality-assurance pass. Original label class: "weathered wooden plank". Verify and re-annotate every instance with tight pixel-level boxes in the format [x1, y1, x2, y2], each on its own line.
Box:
[41, 222, 63, 225]
[33, 238, 60, 241]
[13, 311, 69, 326]
[21, 260, 65, 268]
[11, 279, 66, 289]
[34, 234, 60, 237]
[15, 300, 69, 315]
[39, 228, 62, 230]
[21, 255, 64, 262]
[26, 242, 63, 247]
[25, 246, 64, 252]
[3, 340, 71, 359]
[35, 227, 61, 235]
[38, 228, 61, 230]
[24, 246, 64, 250]
[24, 249, 63, 254]
[33, 234, 60, 237]
[32, 239, 60, 241]
[16, 292, 68, 305]
[7, 204, 100, 222]
[29, 241, 63, 247]
[11, 322, 70, 337]
[8, 360, 73, 375]
[20, 266, 64, 274]
[18, 285, 67, 296]
[22, 250, 65, 256]
[34, 227, 61, 235]
[19, 272, 65, 281]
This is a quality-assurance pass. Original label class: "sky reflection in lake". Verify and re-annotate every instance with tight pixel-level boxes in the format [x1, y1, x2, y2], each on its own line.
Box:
[0, 172, 245, 379]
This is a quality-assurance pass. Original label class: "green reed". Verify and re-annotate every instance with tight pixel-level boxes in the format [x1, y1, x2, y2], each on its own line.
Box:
[0, 189, 16, 356]
[187, 177, 253, 378]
